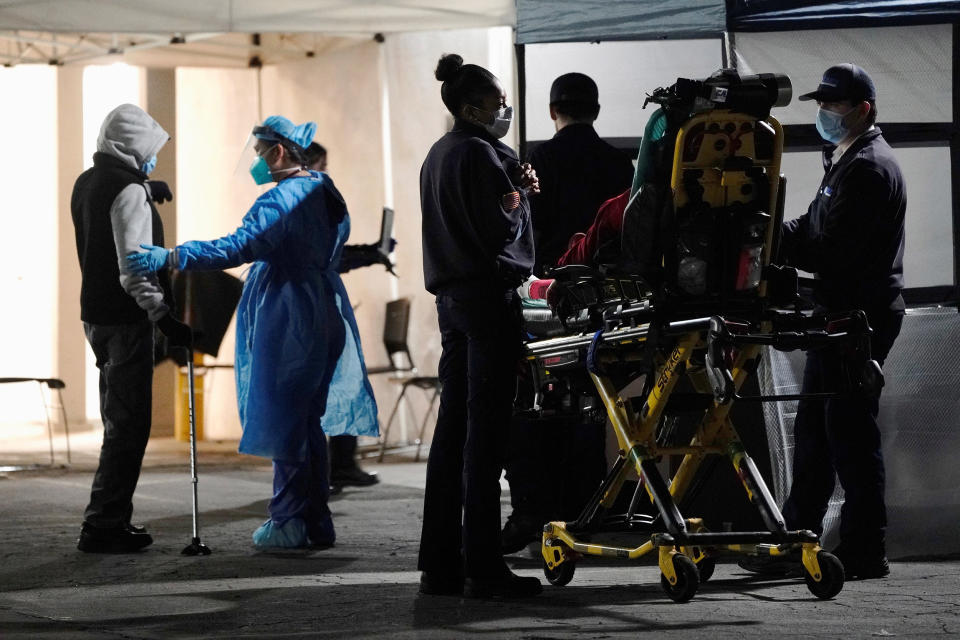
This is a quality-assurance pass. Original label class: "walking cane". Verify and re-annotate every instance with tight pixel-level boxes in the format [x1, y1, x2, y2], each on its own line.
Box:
[182, 347, 211, 556]
[180, 272, 210, 556]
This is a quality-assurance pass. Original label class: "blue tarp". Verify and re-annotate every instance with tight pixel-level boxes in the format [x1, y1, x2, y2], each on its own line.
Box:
[516, 0, 960, 44]
[728, 0, 960, 32]
[515, 0, 726, 44]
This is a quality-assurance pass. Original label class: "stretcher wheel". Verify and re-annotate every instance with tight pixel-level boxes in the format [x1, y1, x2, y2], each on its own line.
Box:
[543, 559, 576, 586]
[696, 557, 717, 583]
[804, 551, 844, 600]
[660, 554, 699, 603]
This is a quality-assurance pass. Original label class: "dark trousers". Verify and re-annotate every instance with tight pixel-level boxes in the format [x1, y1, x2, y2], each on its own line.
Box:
[83, 321, 154, 529]
[783, 310, 903, 552]
[505, 414, 606, 522]
[418, 286, 521, 579]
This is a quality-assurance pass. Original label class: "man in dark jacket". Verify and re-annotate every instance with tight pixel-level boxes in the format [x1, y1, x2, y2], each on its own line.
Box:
[527, 72, 635, 274]
[72, 104, 191, 552]
[779, 64, 906, 579]
[501, 73, 634, 553]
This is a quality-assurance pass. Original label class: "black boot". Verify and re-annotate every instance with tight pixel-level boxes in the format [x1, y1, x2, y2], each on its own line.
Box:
[464, 569, 543, 599]
[330, 435, 379, 488]
[832, 543, 889, 579]
[77, 522, 153, 553]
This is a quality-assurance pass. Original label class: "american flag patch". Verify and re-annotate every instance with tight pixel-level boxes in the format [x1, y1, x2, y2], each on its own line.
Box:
[502, 191, 520, 211]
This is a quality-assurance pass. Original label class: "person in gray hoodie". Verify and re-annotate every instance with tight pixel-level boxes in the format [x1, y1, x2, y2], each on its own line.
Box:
[71, 103, 192, 553]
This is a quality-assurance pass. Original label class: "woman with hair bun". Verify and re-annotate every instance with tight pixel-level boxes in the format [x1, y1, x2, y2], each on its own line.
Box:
[417, 53, 542, 599]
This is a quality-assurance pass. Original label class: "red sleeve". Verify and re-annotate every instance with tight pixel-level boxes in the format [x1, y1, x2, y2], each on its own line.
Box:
[556, 189, 630, 266]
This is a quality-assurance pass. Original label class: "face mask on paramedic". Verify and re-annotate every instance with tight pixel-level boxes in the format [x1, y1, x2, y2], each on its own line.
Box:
[470, 105, 513, 139]
[249, 144, 300, 185]
[816, 105, 855, 144]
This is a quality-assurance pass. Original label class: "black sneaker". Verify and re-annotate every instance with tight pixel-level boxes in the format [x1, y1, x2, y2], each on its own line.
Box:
[419, 572, 464, 596]
[331, 467, 379, 488]
[77, 522, 153, 553]
[832, 545, 889, 580]
[501, 513, 542, 555]
[464, 571, 543, 599]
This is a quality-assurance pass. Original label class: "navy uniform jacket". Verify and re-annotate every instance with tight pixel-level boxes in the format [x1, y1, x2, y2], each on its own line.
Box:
[528, 123, 635, 273]
[421, 119, 534, 294]
[781, 128, 906, 316]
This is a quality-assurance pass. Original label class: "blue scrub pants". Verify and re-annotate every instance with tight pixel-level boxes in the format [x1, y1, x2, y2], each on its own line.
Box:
[263, 295, 345, 547]
[418, 284, 522, 580]
[269, 420, 334, 545]
[783, 309, 903, 555]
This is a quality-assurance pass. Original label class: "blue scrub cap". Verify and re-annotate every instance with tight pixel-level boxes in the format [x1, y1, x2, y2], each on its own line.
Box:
[254, 115, 317, 152]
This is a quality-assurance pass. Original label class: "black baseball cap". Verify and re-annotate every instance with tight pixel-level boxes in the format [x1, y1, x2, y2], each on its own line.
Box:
[549, 72, 599, 107]
[799, 63, 876, 103]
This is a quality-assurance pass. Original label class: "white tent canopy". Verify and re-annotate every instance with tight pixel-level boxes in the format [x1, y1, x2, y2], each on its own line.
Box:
[0, 0, 514, 34]
[0, 0, 515, 66]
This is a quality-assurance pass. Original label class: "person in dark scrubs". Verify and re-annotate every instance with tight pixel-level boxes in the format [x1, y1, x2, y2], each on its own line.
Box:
[417, 53, 542, 599]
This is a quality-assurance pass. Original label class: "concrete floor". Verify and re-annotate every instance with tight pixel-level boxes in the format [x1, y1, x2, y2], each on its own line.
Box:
[1, 434, 958, 639]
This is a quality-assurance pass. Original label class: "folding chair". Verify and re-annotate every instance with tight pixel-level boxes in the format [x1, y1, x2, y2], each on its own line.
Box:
[364, 298, 441, 461]
[0, 377, 71, 470]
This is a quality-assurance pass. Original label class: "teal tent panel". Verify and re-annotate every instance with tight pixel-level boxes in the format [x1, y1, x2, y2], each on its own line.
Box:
[516, 0, 726, 44]
[728, 1, 960, 31]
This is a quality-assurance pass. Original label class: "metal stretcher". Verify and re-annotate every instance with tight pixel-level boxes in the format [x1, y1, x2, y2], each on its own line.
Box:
[516, 71, 883, 602]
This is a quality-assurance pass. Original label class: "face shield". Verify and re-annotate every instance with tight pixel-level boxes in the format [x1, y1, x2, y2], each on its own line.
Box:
[234, 126, 283, 183]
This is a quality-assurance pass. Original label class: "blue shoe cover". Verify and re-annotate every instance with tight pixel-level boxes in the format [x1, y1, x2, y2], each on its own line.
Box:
[252, 518, 308, 549]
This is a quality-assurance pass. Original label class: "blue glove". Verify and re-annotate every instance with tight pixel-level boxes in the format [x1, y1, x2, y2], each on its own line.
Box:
[126, 244, 171, 275]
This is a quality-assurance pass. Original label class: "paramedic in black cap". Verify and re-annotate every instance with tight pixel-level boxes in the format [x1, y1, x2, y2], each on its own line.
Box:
[759, 63, 905, 579]
[527, 72, 635, 273]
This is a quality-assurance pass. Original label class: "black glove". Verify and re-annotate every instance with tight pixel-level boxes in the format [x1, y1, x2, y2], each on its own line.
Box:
[157, 313, 193, 349]
[147, 180, 173, 204]
[376, 247, 396, 275]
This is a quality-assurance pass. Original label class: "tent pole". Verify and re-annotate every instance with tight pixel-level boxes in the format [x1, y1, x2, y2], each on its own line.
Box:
[722, 31, 736, 70]
[515, 41, 527, 161]
[952, 23, 960, 305]
[376, 34, 398, 303]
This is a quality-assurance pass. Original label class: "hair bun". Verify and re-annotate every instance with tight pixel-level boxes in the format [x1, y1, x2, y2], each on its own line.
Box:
[435, 53, 464, 82]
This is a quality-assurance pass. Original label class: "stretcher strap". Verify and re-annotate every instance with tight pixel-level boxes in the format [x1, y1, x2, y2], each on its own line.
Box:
[586, 329, 605, 375]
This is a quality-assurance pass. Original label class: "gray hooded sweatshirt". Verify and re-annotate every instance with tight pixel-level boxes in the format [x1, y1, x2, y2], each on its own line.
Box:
[97, 103, 170, 321]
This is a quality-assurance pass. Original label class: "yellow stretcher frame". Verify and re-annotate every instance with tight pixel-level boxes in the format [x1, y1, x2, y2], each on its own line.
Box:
[537, 110, 845, 603]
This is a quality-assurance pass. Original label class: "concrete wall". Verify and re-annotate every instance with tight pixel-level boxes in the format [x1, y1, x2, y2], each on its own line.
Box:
[378, 27, 517, 442]
[175, 66, 262, 440]
[55, 66, 87, 428]
[0, 65, 62, 432]
[145, 68, 178, 436]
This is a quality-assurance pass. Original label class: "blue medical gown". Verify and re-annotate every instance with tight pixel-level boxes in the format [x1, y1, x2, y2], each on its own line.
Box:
[174, 172, 379, 462]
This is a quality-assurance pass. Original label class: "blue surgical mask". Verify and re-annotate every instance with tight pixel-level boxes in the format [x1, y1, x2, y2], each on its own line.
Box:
[815, 107, 853, 144]
[141, 155, 157, 175]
